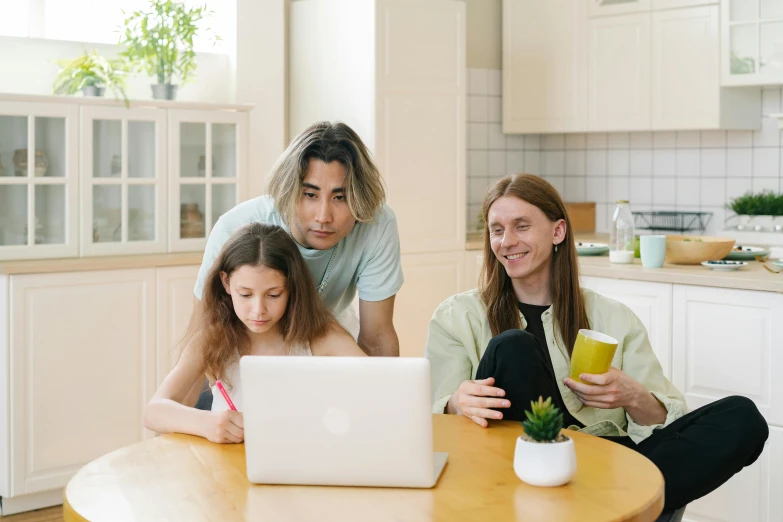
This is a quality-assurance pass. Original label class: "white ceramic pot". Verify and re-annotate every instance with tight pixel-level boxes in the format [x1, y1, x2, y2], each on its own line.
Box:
[513, 435, 576, 487]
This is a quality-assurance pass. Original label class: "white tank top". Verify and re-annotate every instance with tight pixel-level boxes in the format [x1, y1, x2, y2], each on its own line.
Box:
[211, 343, 312, 412]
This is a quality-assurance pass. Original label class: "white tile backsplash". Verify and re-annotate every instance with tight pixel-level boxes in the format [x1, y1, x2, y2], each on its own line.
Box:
[700, 149, 726, 178]
[565, 150, 586, 176]
[586, 150, 607, 177]
[544, 151, 565, 176]
[488, 123, 507, 150]
[700, 178, 726, 207]
[727, 130, 753, 148]
[565, 176, 586, 202]
[607, 132, 629, 149]
[489, 150, 506, 176]
[468, 95, 488, 123]
[630, 176, 653, 205]
[652, 149, 675, 177]
[753, 148, 780, 178]
[727, 149, 753, 178]
[587, 133, 608, 149]
[653, 178, 677, 205]
[676, 131, 700, 148]
[608, 150, 629, 177]
[676, 178, 701, 206]
[488, 97, 502, 123]
[753, 177, 779, 192]
[465, 69, 783, 236]
[566, 134, 586, 150]
[506, 151, 525, 174]
[654, 132, 676, 148]
[468, 69, 489, 96]
[630, 132, 653, 149]
[631, 150, 653, 177]
[488, 70, 502, 96]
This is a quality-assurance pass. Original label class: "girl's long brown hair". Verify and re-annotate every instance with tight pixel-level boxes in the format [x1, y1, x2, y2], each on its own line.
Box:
[479, 174, 589, 355]
[188, 223, 335, 385]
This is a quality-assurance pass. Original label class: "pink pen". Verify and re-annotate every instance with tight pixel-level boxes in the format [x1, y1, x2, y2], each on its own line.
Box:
[215, 380, 237, 411]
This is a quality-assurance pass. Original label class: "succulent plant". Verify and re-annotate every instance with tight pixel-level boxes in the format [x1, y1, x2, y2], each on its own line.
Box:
[522, 396, 564, 443]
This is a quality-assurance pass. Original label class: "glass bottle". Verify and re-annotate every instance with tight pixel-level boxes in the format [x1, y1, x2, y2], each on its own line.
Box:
[609, 200, 635, 264]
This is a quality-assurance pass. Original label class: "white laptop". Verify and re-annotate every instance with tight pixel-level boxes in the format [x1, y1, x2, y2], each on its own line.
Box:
[240, 356, 448, 488]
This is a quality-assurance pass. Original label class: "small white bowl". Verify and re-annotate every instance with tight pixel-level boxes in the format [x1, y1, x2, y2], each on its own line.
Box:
[701, 260, 748, 271]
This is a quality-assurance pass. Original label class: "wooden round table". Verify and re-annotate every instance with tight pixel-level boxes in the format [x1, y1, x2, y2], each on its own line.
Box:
[64, 415, 664, 522]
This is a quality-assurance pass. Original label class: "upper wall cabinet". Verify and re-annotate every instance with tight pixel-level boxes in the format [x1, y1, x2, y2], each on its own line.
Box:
[653, 5, 761, 129]
[0, 95, 251, 261]
[502, 0, 587, 134]
[504, 0, 760, 133]
[722, 0, 783, 86]
[0, 101, 79, 261]
[588, 13, 652, 131]
[290, 0, 466, 255]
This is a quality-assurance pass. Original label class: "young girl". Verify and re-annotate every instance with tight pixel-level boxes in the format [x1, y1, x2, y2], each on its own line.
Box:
[144, 223, 365, 443]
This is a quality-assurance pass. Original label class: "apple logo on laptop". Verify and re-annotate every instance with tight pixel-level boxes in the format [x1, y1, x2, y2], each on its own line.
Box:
[323, 406, 351, 435]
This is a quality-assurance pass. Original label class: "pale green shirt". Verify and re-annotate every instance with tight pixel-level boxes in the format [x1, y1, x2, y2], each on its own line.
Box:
[425, 288, 687, 444]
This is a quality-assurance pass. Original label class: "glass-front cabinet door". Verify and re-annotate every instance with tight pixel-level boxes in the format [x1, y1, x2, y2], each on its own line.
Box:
[168, 110, 248, 252]
[722, 0, 783, 85]
[81, 106, 167, 256]
[0, 101, 78, 260]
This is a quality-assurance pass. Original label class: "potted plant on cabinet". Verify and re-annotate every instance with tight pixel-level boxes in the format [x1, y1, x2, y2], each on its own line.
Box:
[119, 0, 219, 100]
[726, 191, 783, 232]
[514, 396, 576, 487]
[52, 50, 129, 103]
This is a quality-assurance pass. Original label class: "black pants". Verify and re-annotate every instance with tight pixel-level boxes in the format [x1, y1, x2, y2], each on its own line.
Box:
[476, 330, 769, 511]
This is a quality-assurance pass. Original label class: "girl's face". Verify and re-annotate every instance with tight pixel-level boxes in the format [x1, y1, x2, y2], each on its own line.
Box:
[221, 264, 289, 335]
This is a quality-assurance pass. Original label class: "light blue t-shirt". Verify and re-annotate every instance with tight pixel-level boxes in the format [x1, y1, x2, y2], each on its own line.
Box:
[194, 195, 404, 316]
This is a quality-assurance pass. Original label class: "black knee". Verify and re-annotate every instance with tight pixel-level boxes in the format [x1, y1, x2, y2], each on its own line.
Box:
[723, 396, 769, 445]
[485, 329, 540, 360]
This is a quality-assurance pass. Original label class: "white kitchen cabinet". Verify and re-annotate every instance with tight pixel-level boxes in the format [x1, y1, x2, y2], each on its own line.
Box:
[502, 0, 587, 133]
[168, 109, 248, 253]
[289, 0, 465, 255]
[588, 13, 652, 131]
[155, 265, 200, 385]
[683, 425, 783, 522]
[672, 284, 783, 427]
[580, 276, 674, 378]
[652, 5, 760, 130]
[3, 269, 156, 498]
[395, 252, 464, 358]
[721, 0, 783, 86]
[0, 101, 79, 260]
[80, 106, 168, 256]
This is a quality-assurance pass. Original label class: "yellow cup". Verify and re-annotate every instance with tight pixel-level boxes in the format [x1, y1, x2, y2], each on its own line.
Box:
[569, 329, 619, 384]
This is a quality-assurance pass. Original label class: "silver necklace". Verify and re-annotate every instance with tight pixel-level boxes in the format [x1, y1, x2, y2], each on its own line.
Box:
[317, 243, 339, 294]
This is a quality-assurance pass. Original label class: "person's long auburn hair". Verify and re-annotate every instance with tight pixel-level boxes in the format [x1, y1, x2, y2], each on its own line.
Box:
[479, 174, 590, 355]
[186, 223, 335, 385]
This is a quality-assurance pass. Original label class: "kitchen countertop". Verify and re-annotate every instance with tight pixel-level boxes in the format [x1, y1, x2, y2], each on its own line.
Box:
[465, 233, 783, 294]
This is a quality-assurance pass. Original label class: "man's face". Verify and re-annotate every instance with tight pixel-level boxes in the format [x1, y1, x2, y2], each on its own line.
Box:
[487, 196, 564, 282]
[290, 159, 356, 250]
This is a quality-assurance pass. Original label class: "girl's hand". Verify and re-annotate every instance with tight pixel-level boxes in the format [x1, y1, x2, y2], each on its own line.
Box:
[205, 410, 244, 443]
[563, 367, 644, 410]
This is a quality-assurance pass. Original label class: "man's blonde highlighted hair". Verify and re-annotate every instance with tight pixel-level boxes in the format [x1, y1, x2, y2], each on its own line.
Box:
[267, 121, 386, 223]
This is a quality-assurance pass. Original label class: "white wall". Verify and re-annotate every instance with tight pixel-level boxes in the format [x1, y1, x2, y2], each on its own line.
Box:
[466, 0, 501, 70]
[0, 37, 234, 103]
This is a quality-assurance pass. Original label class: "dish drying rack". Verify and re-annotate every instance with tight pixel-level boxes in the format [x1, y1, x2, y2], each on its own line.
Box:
[632, 211, 712, 233]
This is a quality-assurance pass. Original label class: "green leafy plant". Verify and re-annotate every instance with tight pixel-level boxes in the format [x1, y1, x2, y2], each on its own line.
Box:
[727, 191, 783, 216]
[119, 0, 219, 86]
[522, 396, 565, 443]
[52, 51, 128, 103]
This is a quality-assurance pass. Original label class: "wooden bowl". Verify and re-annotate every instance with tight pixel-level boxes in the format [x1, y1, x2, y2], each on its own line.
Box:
[665, 235, 736, 265]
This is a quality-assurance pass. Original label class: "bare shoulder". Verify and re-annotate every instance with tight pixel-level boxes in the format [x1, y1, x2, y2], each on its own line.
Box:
[310, 322, 366, 357]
